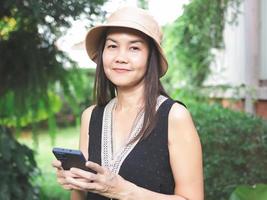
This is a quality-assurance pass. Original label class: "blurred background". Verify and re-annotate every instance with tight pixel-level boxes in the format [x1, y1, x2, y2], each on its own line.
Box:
[0, 0, 266, 199]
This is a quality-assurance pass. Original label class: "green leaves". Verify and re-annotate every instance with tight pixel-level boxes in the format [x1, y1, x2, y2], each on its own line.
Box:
[186, 101, 267, 200]
[0, 17, 17, 40]
[0, 1, 105, 197]
[0, 0, 106, 130]
[0, 127, 39, 200]
[0, 90, 62, 127]
[230, 184, 267, 200]
[163, 0, 242, 87]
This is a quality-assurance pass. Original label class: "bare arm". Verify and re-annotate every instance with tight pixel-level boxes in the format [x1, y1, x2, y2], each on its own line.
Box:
[116, 103, 204, 200]
[71, 105, 95, 200]
[168, 103, 204, 199]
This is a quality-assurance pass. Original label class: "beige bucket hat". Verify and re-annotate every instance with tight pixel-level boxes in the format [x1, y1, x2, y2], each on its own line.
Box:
[85, 6, 168, 77]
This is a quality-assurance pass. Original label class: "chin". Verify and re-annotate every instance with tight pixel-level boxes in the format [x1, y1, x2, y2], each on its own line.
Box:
[114, 80, 145, 90]
[108, 75, 145, 88]
[112, 81, 133, 88]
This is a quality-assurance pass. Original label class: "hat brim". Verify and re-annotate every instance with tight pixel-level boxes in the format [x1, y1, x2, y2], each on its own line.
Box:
[85, 22, 168, 77]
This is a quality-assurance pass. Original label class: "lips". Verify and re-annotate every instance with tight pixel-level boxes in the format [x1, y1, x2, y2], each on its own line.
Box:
[112, 67, 131, 73]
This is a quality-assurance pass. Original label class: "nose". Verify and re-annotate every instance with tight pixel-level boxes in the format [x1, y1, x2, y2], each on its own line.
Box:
[115, 49, 128, 64]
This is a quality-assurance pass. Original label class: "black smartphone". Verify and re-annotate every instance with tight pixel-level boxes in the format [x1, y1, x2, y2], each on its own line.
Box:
[52, 147, 90, 171]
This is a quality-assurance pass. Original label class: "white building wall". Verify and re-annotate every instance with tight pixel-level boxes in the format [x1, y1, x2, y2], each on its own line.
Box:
[206, 0, 267, 86]
[260, 0, 267, 80]
[205, 3, 246, 86]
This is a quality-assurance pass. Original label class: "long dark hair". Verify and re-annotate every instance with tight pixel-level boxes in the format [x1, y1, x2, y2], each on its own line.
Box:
[93, 33, 169, 141]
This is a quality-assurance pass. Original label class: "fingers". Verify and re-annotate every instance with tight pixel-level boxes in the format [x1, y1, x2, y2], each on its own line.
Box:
[66, 174, 117, 195]
[52, 160, 118, 195]
[66, 176, 98, 191]
[62, 181, 81, 191]
[56, 170, 83, 191]
[70, 168, 97, 182]
[64, 162, 125, 198]
[52, 160, 63, 170]
[52, 160, 80, 190]
[85, 161, 105, 174]
[72, 161, 116, 186]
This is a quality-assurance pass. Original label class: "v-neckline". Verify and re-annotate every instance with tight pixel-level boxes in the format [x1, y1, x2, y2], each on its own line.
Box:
[101, 95, 167, 174]
[111, 104, 144, 160]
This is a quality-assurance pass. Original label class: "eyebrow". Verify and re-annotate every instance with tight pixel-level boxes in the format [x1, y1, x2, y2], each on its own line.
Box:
[105, 37, 145, 44]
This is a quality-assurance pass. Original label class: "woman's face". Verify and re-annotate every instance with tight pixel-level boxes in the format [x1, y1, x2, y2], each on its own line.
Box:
[102, 27, 150, 89]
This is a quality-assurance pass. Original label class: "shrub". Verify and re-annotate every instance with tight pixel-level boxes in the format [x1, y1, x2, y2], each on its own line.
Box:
[229, 184, 267, 200]
[188, 102, 267, 200]
[0, 126, 40, 200]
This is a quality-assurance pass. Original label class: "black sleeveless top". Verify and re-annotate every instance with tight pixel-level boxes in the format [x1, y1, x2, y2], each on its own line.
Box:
[87, 98, 178, 199]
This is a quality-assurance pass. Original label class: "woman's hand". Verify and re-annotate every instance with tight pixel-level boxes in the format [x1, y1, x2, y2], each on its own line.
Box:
[66, 161, 132, 199]
[52, 160, 82, 191]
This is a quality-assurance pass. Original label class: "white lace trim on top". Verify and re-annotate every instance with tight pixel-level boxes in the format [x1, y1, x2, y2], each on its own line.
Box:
[101, 95, 167, 174]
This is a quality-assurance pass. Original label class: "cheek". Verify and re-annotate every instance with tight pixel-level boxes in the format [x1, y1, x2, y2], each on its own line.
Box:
[132, 54, 149, 70]
[102, 51, 109, 67]
[102, 48, 115, 66]
[103, 63, 111, 78]
[102, 53, 111, 77]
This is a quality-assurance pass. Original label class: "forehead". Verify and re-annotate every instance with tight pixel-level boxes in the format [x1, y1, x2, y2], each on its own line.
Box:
[105, 27, 149, 42]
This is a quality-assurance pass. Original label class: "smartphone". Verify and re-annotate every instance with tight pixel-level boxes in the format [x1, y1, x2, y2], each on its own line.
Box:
[52, 147, 90, 171]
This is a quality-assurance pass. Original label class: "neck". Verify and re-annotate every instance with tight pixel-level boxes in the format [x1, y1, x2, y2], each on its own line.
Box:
[115, 85, 145, 111]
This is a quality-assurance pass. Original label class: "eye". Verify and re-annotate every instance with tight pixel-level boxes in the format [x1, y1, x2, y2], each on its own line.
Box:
[107, 44, 117, 49]
[130, 46, 140, 51]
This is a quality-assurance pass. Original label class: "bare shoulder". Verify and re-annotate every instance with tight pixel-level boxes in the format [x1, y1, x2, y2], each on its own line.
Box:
[80, 104, 96, 134]
[169, 102, 192, 122]
[168, 102, 199, 144]
[81, 104, 96, 122]
[79, 104, 96, 159]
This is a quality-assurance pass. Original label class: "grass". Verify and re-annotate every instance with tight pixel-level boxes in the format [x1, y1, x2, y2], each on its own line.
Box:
[17, 126, 81, 200]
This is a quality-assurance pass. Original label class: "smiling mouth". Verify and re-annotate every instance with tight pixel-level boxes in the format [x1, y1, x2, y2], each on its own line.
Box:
[113, 68, 131, 73]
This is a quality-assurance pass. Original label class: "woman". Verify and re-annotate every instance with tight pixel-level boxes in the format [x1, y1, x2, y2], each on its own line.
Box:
[52, 6, 204, 200]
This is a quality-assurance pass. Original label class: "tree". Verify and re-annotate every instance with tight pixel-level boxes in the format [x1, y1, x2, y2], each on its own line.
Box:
[0, 0, 106, 129]
[0, 0, 106, 198]
[163, 0, 242, 89]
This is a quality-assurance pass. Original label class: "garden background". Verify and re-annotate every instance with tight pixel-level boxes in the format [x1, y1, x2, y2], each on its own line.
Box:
[0, 0, 266, 199]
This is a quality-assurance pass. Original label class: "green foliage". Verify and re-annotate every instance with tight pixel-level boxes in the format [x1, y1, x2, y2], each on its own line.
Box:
[0, 91, 62, 127]
[138, 0, 149, 9]
[163, 0, 242, 87]
[0, 126, 39, 200]
[60, 68, 96, 125]
[229, 184, 267, 200]
[0, 17, 17, 40]
[0, 0, 106, 129]
[0, 1, 105, 199]
[184, 100, 267, 200]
